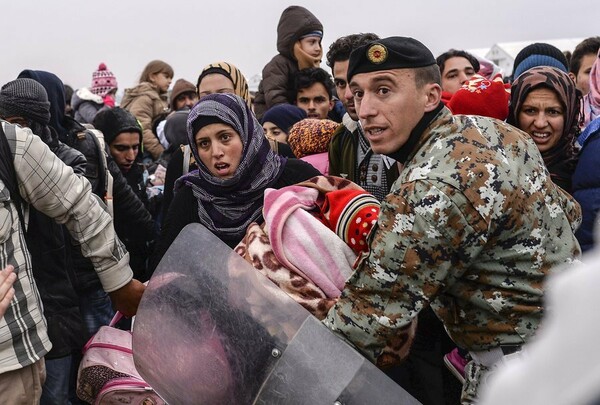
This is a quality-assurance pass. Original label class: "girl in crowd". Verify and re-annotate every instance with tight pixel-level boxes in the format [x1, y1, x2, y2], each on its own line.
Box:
[121, 60, 173, 161]
[150, 93, 320, 272]
[261, 103, 307, 144]
[508, 66, 580, 194]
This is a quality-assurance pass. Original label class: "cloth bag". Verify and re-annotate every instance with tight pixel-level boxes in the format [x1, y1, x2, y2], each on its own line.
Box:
[76, 312, 165, 404]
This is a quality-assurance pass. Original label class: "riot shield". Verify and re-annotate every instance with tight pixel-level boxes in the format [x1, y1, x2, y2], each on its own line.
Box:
[133, 223, 419, 405]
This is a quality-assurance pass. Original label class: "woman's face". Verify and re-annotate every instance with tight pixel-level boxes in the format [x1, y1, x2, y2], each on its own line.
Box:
[195, 122, 243, 179]
[262, 122, 287, 143]
[198, 74, 235, 99]
[518, 88, 565, 153]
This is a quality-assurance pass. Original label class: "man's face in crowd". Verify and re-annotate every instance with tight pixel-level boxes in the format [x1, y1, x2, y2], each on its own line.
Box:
[296, 82, 334, 119]
[441, 56, 476, 94]
[570, 53, 597, 96]
[351, 69, 439, 155]
[175, 91, 199, 110]
[333, 59, 359, 120]
[110, 132, 140, 173]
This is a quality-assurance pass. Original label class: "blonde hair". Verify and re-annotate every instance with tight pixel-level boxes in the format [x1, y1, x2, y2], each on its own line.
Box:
[139, 60, 174, 83]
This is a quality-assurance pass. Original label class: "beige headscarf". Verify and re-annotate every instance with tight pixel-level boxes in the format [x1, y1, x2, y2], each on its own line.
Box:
[196, 61, 251, 107]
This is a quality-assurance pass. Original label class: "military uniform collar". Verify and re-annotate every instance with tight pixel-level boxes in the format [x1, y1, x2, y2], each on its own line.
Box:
[386, 103, 446, 164]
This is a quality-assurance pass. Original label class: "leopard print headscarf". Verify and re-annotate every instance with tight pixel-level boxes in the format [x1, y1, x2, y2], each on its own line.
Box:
[508, 66, 580, 191]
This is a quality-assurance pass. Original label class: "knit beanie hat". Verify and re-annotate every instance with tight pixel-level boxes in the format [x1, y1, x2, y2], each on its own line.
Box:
[170, 79, 197, 111]
[92, 107, 141, 145]
[287, 118, 338, 158]
[512, 43, 569, 79]
[164, 110, 190, 146]
[0, 78, 51, 125]
[447, 74, 511, 121]
[261, 104, 307, 133]
[91, 63, 118, 97]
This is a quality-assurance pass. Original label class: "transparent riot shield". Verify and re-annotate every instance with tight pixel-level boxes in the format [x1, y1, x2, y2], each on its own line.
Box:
[133, 223, 420, 405]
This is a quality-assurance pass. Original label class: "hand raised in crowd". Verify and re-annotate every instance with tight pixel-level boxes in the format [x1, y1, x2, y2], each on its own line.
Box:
[109, 279, 146, 318]
[0, 265, 16, 318]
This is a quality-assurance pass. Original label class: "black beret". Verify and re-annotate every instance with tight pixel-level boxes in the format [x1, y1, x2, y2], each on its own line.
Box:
[347, 36, 436, 82]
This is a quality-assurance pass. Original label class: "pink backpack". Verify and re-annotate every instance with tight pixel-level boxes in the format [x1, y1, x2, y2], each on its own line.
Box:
[76, 313, 165, 404]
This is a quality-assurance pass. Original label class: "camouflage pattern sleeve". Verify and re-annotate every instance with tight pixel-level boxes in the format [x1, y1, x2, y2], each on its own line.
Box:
[323, 178, 487, 366]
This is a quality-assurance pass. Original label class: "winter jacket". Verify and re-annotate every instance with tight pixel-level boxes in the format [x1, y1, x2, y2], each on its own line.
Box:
[573, 118, 600, 252]
[121, 82, 168, 160]
[110, 158, 154, 281]
[253, 6, 323, 119]
[60, 117, 154, 289]
[300, 152, 329, 175]
[71, 87, 107, 124]
[328, 119, 400, 187]
[27, 138, 89, 359]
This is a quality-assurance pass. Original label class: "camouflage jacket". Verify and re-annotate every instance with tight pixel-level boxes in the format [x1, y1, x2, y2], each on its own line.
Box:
[324, 107, 581, 365]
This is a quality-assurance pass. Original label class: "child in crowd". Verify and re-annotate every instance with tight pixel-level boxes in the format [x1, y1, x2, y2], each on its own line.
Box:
[287, 118, 338, 175]
[121, 60, 173, 161]
[261, 104, 307, 144]
[253, 5, 323, 119]
[71, 62, 118, 124]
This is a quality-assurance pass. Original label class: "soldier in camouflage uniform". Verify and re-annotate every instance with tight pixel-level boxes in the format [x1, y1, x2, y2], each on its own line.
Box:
[322, 36, 582, 404]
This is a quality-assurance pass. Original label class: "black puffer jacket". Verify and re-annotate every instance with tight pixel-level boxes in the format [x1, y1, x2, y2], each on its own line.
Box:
[62, 118, 155, 287]
[27, 135, 89, 358]
[253, 6, 322, 119]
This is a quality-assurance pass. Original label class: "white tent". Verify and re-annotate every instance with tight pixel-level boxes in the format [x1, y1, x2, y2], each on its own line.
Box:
[469, 38, 584, 77]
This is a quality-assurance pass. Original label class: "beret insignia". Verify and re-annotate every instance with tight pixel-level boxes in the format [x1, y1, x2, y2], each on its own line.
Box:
[367, 44, 388, 64]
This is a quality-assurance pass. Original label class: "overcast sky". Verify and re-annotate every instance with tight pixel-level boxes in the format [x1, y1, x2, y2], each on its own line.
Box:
[1, 0, 597, 93]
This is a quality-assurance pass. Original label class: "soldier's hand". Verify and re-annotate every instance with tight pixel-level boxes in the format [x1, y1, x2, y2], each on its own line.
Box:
[109, 279, 145, 318]
[0, 265, 16, 318]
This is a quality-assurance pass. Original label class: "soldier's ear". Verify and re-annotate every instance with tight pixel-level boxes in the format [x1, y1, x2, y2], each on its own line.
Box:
[424, 83, 441, 113]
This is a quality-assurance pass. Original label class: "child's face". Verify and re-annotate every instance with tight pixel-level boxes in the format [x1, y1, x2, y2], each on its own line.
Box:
[299, 36, 321, 58]
[150, 71, 173, 93]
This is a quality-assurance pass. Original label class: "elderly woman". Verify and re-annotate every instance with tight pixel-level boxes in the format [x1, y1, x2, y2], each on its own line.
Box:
[150, 93, 320, 272]
[507, 66, 580, 194]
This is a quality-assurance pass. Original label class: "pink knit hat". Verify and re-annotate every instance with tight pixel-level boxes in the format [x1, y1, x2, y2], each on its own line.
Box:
[91, 63, 118, 97]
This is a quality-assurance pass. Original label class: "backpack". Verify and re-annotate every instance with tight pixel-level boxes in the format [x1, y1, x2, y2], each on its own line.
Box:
[76, 312, 165, 404]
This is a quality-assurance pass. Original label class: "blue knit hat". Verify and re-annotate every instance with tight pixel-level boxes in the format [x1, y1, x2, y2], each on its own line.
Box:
[260, 104, 307, 134]
[512, 42, 569, 79]
[300, 30, 323, 40]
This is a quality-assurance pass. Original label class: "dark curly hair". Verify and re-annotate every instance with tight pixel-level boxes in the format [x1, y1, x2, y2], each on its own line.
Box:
[326, 33, 380, 69]
[294, 67, 335, 99]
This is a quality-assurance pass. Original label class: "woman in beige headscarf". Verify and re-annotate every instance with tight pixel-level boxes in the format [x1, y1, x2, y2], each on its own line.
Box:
[162, 61, 253, 218]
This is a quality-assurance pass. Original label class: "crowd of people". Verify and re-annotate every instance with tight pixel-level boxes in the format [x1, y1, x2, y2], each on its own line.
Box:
[1, 4, 600, 404]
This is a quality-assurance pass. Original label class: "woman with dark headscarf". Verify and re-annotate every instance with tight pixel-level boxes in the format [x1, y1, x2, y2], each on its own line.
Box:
[162, 61, 253, 218]
[162, 61, 298, 218]
[507, 66, 581, 194]
[150, 93, 320, 273]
